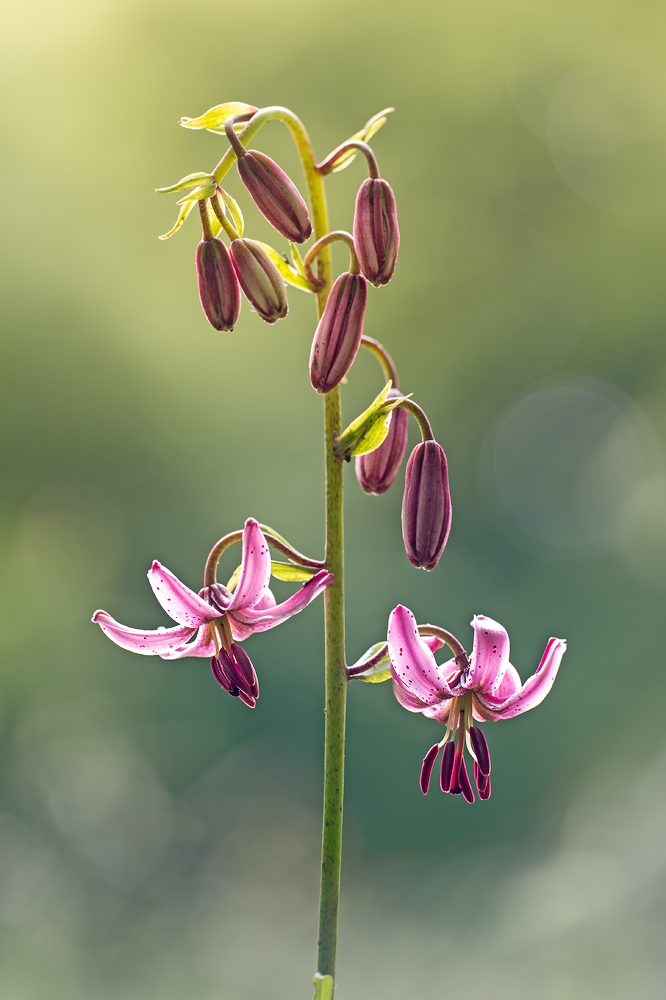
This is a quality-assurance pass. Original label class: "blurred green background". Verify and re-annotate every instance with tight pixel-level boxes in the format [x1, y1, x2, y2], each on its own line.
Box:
[2, 0, 666, 996]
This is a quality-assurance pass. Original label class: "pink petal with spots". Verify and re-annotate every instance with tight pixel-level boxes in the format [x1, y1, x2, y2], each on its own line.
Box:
[388, 606, 457, 705]
[482, 638, 566, 719]
[392, 678, 431, 713]
[461, 615, 510, 695]
[229, 520, 272, 612]
[92, 611, 196, 654]
[148, 561, 218, 627]
[475, 663, 521, 710]
[231, 571, 333, 631]
[159, 624, 216, 660]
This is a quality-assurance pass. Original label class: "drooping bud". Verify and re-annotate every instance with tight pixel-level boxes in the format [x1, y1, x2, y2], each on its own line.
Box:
[440, 741, 455, 792]
[353, 178, 400, 286]
[469, 726, 491, 776]
[401, 440, 452, 570]
[196, 238, 241, 331]
[211, 643, 259, 708]
[310, 272, 367, 393]
[229, 238, 288, 324]
[355, 389, 409, 494]
[237, 150, 312, 243]
[420, 743, 441, 795]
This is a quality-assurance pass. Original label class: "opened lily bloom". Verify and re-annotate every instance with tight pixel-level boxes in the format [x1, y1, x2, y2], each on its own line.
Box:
[93, 519, 333, 707]
[387, 605, 566, 802]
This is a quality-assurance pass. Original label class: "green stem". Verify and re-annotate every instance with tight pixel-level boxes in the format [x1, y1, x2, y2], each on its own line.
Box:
[256, 108, 345, 983]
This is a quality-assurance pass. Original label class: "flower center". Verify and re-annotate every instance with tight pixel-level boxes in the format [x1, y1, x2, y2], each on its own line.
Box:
[419, 695, 492, 803]
[208, 615, 260, 709]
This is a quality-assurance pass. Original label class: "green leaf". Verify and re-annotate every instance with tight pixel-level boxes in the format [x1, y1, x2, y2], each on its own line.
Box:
[289, 241, 309, 280]
[257, 523, 292, 548]
[176, 183, 216, 204]
[336, 382, 410, 459]
[158, 198, 198, 240]
[217, 188, 244, 237]
[270, 561, 317, 582]
[254, 242, 318, 292]
[155, 171, 214, 195]
[348, 642, 391, 683]
[179, 102, 258, 130]
[313, 973, 334, 1000]
[329, 107, 395, 173]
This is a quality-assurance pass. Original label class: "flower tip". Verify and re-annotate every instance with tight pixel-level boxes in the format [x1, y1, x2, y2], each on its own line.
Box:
[91, 609, 104, 623]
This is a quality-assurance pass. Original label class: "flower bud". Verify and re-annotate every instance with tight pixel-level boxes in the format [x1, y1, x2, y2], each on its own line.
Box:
[401, 440, 452, 570]
[353, 178, 400, 286]
[229, 238, 288, 324]
[237, 150, 312, 243]
[310, 272, 367, 393]
[196, 238, 241, 331]
[355, 389, 409, 494]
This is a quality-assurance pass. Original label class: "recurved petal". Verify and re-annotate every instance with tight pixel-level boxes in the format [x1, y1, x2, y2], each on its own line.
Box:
[485, 637, 566, 719]
[148, 561, 218, 627]
[474, 662, 521, 710]
[228, 591, 276, 642]
[159, 624, 216, 659]
[92, 611, 196, 655]
[462, 615, 510, 695]
[229, 520, 272, 611]
[391, 678, 430, 712]
[230, 570, 333, 631]
[388, 605, 456, 704]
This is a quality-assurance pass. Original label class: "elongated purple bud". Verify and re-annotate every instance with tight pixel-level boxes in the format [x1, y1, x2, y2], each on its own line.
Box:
[353, 178, 400, 286]
[196, 238, 241, 331]
[420, 743, 441, 795]
[310, 272, 367, 393]
[237, 150, 312, 243]
[355, 388, 409, 494]
[440, 741, 455, 792]
[458, 759, 475, 804]
[402, 440, 452, 571]
[229, 238, 288, 324]
[469, 726, 491, 776]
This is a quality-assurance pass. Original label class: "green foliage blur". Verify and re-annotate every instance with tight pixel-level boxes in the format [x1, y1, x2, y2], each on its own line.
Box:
[2, 0, 665, 996]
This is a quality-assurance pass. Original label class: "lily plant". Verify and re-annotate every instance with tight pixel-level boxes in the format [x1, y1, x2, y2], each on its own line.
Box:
[93, 100, 567, 999]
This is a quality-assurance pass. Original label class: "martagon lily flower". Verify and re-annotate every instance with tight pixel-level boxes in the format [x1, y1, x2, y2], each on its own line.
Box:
[93, 519, 333, 708]
[387, 605, 566, 802]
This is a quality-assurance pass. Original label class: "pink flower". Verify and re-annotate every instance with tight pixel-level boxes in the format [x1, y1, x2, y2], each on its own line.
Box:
[387, 605, 566, 802]
[93, 519, 333, 708]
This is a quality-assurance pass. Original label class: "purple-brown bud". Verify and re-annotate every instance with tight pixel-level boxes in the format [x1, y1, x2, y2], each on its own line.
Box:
[196, 238, 241, 332]
[353, 178, 400, 286]
[237, 150, 312, 244]
[229, 238, 288, 324]
[310, 272, 367, 393]
[402, 440, 452, 570]
[355, 389, 409, 494]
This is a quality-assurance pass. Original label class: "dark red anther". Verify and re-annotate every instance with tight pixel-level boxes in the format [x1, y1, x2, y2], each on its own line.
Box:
[420, 743, 441, 795]
[440, 741, 455, 792]
[458, 759, 475, 804]
[474, 761, 491, 799]
[469, 726, 491, 776]
[211, 645, 259, 708]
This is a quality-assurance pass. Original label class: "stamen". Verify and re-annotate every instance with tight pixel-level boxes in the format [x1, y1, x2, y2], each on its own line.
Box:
[420, 744, 441, 795]
[440, 741, 455, 792]
[458, 759, 475, 804]
[469, 726, 491, 776]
